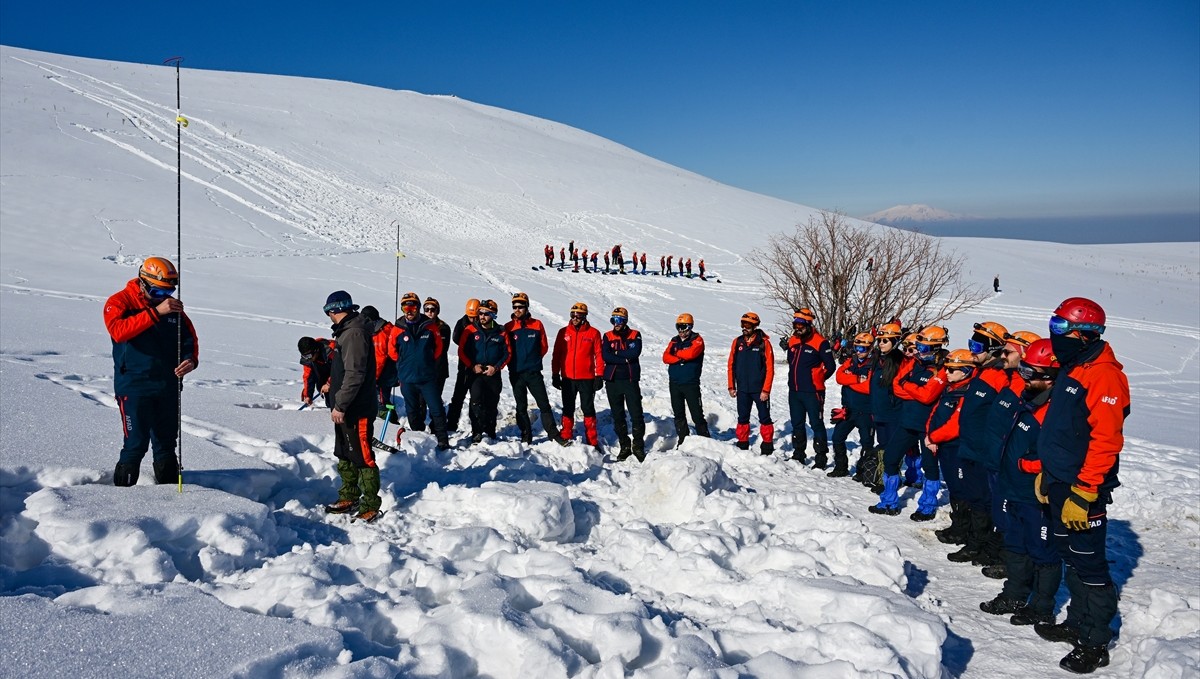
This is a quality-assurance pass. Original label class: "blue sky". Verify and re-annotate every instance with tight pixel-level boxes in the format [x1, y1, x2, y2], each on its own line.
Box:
[3, 1, 1197, 224]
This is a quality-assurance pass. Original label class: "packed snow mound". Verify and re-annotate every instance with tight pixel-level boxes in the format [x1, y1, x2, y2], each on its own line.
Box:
[412, 480, 577, 545]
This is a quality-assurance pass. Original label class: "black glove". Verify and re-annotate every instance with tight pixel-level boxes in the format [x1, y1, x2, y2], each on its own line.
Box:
[593, 376, 604, 390]
[552, 373, 562, 390]
[778, 336, 789, 350]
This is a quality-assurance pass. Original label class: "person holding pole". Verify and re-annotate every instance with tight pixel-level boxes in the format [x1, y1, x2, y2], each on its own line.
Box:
[103, 257, 198, 486]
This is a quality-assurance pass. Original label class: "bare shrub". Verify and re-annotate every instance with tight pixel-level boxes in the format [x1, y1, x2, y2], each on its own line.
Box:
[752, 210, 990, 338]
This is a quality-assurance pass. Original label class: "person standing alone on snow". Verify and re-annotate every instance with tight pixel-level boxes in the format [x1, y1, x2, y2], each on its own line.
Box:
[320, 291, 382, 522]
[105, 257, 198, 486]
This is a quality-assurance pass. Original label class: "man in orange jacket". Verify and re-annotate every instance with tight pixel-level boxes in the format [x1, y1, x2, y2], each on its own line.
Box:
[1033, 297, 1130, 674]
[104, 257, 198, 486]
[728, 312, 774, 454]
[551, 302, 605, 448]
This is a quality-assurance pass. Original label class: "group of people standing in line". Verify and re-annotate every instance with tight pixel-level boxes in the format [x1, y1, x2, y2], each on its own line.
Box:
[104, 255, 1128, 674]
[542, 242, 708, 279]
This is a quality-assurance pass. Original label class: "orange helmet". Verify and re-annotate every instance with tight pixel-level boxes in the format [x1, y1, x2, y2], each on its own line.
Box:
[676, 312, 694, 325]
[478, 299, 498, 315]
[902, 332, 919, 347]
[876, 323, 902, 340]
[1005, 330, 1040, 351]
[740, 312, 761, 327]
[944, 348, 976, 370]
[511, 292, 529, 306]
[793, 308, 816, 324]
[570, 302, 589, 316]
[139, 257, 178, 290]
[971, 321, 1009, 352]
[853, 332, 875, 347]
[917, 326, 949, 346]
[465, 298, 480, 317]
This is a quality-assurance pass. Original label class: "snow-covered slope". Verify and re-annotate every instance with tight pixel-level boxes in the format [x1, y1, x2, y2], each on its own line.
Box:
[1, 46, 1197, 678]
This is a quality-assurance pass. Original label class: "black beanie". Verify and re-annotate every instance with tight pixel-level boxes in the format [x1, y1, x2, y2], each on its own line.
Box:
[298, 337, 319, 354]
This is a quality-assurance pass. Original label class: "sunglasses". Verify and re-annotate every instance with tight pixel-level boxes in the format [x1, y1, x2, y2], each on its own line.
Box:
[423, 306, 438, 313]
[512, 304, 528, 310]
[610, 316, 627, 325]
[947, 365, 975, 375]
[570, 312, 587, 319]
[1049, 315, 1105, 336]
[741, 322, 756, 329]
[478, 309, 496, 318]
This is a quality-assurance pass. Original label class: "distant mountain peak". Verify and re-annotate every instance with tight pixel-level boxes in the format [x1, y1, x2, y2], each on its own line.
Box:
[864, 204, 974, 225]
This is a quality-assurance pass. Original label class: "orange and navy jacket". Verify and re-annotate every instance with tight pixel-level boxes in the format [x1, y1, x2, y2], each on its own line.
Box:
[727, 330, 774, 394]
[1038, 341, 1130, 493]
[996, 389, 1051, 503]
[395, 316, 445, 384]
[926, 379, 971, 444]
[601, 327, 642, 381]
[552, 321, 604, 380]
[104, 279, 199, 394]
[893, 357, 948, 432]
[958, 362, 1012, 464]
[663, 332, 705, 385]
[982, 382, 1022, 472]
[369, 319, 401, 388]
[458, 320, 510, 371]
[504, 315, 549, 373]
[783, 332, 835, 393]
[835, 356, 872, 412]
[300, 338, 336, 402]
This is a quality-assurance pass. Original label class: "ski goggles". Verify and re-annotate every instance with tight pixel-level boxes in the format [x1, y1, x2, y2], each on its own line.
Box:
[792, 317, 811, 326]
[477, 309, 496, 319]
[401, 301, 419, 310]
[570, 311, 587, 319]
[916, 342, 939, 354]
[1049, 315, 1105, 336]
[675, 323, 693, 332]
[145, 284, 176, 300]
[1017, 362, 1055, 382]
[967, 339, 988, 354]
[854, 345, 871, 354]
[610, 315, 627, 325]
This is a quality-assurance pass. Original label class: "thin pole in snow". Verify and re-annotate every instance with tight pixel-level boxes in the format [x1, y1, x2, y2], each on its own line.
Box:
[165, 55, 185, 492]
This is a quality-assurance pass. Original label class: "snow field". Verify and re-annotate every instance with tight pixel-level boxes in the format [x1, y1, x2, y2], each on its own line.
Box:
[1, 46, 1197, 677]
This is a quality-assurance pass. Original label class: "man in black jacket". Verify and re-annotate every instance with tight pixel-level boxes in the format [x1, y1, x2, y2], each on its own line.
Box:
[320, 291, 382, 523]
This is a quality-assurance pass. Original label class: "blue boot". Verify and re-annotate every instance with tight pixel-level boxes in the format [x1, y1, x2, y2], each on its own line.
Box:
[911, 479, 941, 521]
[869, 474, 902, 515]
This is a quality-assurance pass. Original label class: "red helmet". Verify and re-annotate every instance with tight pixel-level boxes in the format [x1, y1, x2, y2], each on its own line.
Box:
[1023, 338, 1059, 370]
[1052, 297, 1106, 335]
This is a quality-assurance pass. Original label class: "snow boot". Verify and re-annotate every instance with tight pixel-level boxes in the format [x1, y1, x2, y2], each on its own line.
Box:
[696, 421, 711, 438]
[936, 501, 970, 544]
[560, 416, 575, 445]
[436, 435, 451, 451]
[1060, 645, 1110, 674]
[869, 474, 902, 515]
[827, 443, 849, 477]
[980, 594, 1027, 616]
[113, 462, 140, 487]
[617, 435, 633, 461]
[735, 423, 751, 450]
[811, 441, 829, 470]
[1035, 621, 1081, 646]
[1019, 562, 1063, 625]
[948, 510, 990, 563]
[354, 508, 382, 524]
[760, 441, 774, 456]
[583, 416, 600, 448]
[910, 478, 941, 521]
[982, 563, 1008, 579]
[1010, 605, 1055, 627]
[851, 448, 869, 482]
[632, 438, 646, 463]
[152, 459, 178, 485]
[324, 499, 356, 514]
